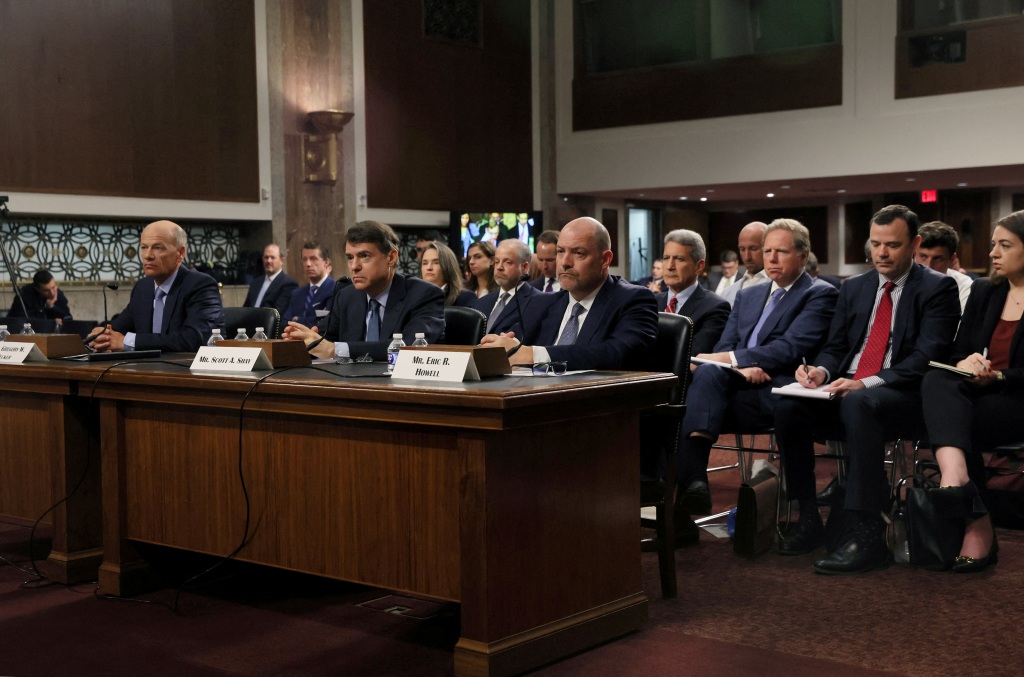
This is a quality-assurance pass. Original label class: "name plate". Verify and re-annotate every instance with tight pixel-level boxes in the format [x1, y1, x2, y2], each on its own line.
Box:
[0, 342, 45, 364]
[190, 346, 273, 372]
[392, 348, 480, 382]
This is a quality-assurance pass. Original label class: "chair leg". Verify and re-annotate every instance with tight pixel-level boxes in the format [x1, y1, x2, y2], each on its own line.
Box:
[655, 501, 677, 598]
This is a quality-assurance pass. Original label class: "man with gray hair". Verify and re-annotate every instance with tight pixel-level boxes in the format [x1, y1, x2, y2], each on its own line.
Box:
[655, 229, 730, 355]
[475, 238, 550, 335]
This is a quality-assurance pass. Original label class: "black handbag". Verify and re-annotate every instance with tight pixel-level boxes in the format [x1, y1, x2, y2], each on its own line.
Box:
[733, 470, 779, 558]
[892, 476, 967, 571]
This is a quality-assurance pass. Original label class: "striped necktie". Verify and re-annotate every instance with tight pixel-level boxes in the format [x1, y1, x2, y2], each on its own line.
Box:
[556, 303, 585, 345]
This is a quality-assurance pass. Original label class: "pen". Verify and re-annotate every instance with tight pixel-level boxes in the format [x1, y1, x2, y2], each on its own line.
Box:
[983, 348, 988, 359]
[801, 357, 811, 384]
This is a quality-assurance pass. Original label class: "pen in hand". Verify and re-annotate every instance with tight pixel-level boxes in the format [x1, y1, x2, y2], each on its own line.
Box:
[801, 357, 812, 385]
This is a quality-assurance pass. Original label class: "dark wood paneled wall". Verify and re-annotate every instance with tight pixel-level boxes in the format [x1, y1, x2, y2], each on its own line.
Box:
[0, 0, 259, 203]
[707, 206, 829, 265]
[363, 0, 533, 211]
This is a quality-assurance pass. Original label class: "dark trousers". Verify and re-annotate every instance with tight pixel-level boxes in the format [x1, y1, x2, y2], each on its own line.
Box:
[921, 369, 1024, 486]
[775, 386, 925, 515]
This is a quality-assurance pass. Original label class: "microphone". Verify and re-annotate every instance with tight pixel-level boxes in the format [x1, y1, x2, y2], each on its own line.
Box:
[506, 273, 531, 358]
[102, 283, 118, 324]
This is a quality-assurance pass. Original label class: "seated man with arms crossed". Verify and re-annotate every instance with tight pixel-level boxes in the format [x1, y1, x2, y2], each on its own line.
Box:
[90, 220, 224, 352]
[667, 219, 837, 545]
[284, 221, 445, 361]
[480, 216, 658, 371]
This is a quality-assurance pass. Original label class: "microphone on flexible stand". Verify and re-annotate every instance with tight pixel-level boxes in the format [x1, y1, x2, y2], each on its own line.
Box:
[102, 283, 118, 324]
[506, 273, 531, 358]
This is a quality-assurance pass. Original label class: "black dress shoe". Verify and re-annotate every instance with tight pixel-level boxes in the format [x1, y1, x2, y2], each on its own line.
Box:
[816, 476, 841, 506]
[813, 526, 890, 575]
[678, 481, 712, 516]
[777, 517, 825, 556]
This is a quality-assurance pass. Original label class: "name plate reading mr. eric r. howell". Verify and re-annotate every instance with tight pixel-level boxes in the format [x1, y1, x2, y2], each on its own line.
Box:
[0, 342, 45, 364]
[392, 349, 479, 382]
[191, 346, 273, 372]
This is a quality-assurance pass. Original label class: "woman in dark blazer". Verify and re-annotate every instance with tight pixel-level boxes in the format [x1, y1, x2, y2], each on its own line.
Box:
[421, 242, 477, 307]
[920, 209, 1024, 572]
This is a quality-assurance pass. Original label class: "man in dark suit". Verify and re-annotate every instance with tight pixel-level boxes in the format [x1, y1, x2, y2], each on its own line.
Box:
[654, 229, 730, 356]
[481, 217, 658, 371]
[284, 221, 444, 361]
[8, 269, 73, 324]
[243, 243, 298, 316]
[774, 205, 960, 573]
[476, 239, 554, 336]
[529, 230, 561, 293]
[632, 259, 668, 293]
[670, 220, 838, 540]
[89, 220, 224, 352]
[283, 241, 337, 328]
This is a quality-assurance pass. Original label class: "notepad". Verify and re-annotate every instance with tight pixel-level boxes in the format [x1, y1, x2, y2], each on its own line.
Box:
[770, 382, 836, 400]
[690, 356, 744, 375]
[927, 361, 975, 378]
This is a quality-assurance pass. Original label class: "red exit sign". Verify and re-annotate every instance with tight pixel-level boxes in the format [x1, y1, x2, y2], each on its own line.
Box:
[921, 190, 938, 203]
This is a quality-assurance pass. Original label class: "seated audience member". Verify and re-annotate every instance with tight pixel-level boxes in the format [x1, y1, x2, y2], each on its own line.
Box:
[915, 220, 974, 312]
[918, 209, 1024, 573]
[654, 229, 730, 355]
[284, 221, 445, 361]
[705, 249, 739, 294]
[283, 241, 337, 328]
[721, 221, 770, 306]
[466, 241, 498, 298]
[90, 220, 224, 352]
[9, 269, 72, 324]
[414, 230, 443, 265]
[632, 259, 668, 293]
[774, 205, 960, 573]
[475, 239, 555, 335]
[804, 252, 842, 289]
[662, 220, 837, 545]
[421, 242, 477, 307]
[529, 230, 561, 293]
[480, 216, 658, 371]
[243, 243, 299, 316]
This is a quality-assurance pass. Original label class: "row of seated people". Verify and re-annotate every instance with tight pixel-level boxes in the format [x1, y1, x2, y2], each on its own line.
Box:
[87, 208, 1023, 577]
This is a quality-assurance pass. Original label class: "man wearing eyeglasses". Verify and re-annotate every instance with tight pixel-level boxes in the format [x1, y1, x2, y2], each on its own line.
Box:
[283, 221, 445, 361]
[480, 216, 658, 371]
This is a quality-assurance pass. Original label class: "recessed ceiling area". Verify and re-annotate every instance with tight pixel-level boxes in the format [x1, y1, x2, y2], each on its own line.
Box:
[578, 164, 1024, 210]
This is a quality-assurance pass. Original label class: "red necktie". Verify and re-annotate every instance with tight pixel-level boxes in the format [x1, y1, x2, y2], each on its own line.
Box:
[853, 281, 895, 380]
[666, 296, 677, 314]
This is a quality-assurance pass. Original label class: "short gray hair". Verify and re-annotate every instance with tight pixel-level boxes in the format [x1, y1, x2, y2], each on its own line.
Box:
[497, 238, 532, 267]
[663, 229, 706, 263]
[764, 218, 810, 253]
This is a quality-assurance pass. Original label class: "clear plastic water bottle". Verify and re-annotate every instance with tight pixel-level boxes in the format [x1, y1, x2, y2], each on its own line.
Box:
[411, 332, 428, 347]
[233, 328, 249, 341]
[387, 333, 405, 373]
[252, 326, 269, 341]
[21, 323, 35, 335]
[0, 325, 9, 341]
[207, 328, 224, 346]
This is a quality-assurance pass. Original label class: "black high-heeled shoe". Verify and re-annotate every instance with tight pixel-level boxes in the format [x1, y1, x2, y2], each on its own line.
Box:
[953, 530, 999, 574]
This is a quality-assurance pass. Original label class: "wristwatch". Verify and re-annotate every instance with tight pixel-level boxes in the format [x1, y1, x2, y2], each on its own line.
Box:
[995, 370, 1006, 382]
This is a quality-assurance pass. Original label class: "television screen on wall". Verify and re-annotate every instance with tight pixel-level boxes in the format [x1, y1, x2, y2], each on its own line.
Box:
[448, 211, 543, 259]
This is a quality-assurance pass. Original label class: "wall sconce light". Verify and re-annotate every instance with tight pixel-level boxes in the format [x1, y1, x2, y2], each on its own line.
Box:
[302, 109, 354, 184]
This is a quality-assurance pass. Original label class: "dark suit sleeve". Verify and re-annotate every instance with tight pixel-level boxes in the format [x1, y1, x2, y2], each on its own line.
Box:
[273, 278, 299, 315]
[689, 297, 731, 356]
[345, 281, 446, 361]
[117, 272, 225, 352]
[731, 282, 838, 372]
[951, 278, 989, 364]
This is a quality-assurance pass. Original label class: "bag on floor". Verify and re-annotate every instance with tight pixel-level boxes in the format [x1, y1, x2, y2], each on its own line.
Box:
[733, 469, 778, 558]
[892, 476, 965, 571]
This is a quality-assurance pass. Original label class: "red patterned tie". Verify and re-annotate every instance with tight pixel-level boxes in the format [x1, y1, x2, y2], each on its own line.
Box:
[853, 281, 895, 380]
[666, 296, 677, 314]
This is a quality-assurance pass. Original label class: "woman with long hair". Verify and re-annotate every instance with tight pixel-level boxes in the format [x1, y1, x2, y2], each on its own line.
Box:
[465, 241, 497, 298]
[421, 242, 476, 306]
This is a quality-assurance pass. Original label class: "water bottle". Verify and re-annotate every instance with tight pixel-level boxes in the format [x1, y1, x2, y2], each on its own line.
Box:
[233, 328, 249, 341]
[21, 323, 35, 335]
[411, 332, 428, 347]
[0, 325, 9, 341]
[252, 327, 269, 341]
[207, 328, 224, 346]
[387, 333, 405, 373]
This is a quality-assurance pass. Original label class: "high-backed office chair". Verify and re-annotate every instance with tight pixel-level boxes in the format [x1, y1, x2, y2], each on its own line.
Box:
[0, 316, 59, 334]
[639, 312, 694, 599]
[224, 306, 281, 340]
[441, 306, 487, 346]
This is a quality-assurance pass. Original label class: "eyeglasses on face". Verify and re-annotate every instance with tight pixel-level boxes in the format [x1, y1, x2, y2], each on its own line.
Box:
[530, 361, 567, 376]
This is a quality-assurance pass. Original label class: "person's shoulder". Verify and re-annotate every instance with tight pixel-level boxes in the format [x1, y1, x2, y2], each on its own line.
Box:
[178, 266, 218, 289]
[404, 275, 445, 299]
[699, 288, 730, 309]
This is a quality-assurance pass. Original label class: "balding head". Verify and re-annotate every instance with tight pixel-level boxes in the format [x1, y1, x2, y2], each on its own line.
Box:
[737, 221, 768, 276]
[140, 220, 187, 284]
[557, 217, 614, 300]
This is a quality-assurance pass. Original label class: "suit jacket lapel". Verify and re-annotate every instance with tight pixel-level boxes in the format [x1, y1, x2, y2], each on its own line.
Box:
[575, 282, 612, 344]
[679, 286, 705, 316]
[381, 276, 408, 338]
[741, 284, 772, 346]
[889, 265, 921, 357]
[755, 273, 809, 344]
[159, 269, 188, 333]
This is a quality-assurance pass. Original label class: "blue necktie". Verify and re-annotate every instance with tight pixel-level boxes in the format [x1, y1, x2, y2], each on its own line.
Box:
[366, 299, 382, 342]
[304, 284, 318, 314]
[747, 288, 785, 348]
[544, 279, 553, 293]
[556, 302, 585, 346]
[152, 288, 167, 333]
[487, 292, 510, 333]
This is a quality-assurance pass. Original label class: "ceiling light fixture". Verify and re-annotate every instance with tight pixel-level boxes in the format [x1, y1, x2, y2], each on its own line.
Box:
[700, 197, 708, 202]
[766, 193, 774, 198]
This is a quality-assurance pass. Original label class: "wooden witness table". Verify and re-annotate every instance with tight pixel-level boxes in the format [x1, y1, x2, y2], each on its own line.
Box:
[0, 361, 102, 583]
[74, 360, 674, 677]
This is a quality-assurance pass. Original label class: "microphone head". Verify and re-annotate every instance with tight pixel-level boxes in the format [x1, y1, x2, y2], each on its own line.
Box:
[106, 283, 119, 291]
[519, 273, 531, 283]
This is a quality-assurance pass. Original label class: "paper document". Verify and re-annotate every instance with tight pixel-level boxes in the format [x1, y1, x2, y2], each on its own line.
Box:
[927, 361, 974, 378]
[690, 356, 743, 375]
[771, 382, 836, 400]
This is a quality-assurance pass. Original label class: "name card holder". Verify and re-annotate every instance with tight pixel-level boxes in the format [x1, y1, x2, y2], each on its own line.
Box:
[0, 341, 46, 363]
[7, 334, 86, 359]
[191, 346, 273, 372]
[392, 345, 510, 382]
[219, 339, 311, 367]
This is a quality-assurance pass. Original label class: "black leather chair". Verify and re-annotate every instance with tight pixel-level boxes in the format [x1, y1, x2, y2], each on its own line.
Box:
[224, 306, 281, 339]
[441, 306, 487, 345]
[640, 312, 694, 599]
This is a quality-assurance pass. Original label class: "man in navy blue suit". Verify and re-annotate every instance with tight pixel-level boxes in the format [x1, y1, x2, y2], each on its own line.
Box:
[284, 221, 444, 362]
[283, 241, 337, 328]
[774, 205, 960, 573]
[476, 239, 553, 336]
[528, 230, 561, 293]
[481, 216, 658, 371]
[671, 220, 838, 541]
[243, 243, 298, 316]
[89, 220, 224, 353]
[654, 229, 730, 356]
